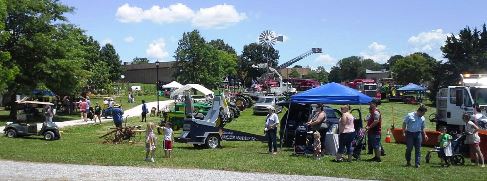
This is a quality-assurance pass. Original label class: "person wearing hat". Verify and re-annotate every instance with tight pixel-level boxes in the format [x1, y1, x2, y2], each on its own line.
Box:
[265, 107, 279, 154]
[112, 104, 124, 128]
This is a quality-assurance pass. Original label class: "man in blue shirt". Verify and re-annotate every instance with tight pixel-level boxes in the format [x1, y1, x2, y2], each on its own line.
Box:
[112, 104, 124, 128]
[402, 105, 429, 168]
[141, 100, 148, 122]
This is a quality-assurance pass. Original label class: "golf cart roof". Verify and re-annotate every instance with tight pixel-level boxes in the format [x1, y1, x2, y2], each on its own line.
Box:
[15, 100, 54, 106]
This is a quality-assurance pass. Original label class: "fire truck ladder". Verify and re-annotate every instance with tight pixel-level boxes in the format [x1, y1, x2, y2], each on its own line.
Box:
[276, 48, 322, 69]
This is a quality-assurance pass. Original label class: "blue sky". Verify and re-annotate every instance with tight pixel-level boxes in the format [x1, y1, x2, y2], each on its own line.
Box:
[61, 0, 487, 71]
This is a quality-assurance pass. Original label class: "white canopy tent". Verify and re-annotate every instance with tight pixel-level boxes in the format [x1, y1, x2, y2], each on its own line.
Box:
[170, 84, 214, 99]
[162, 81, 183, 89]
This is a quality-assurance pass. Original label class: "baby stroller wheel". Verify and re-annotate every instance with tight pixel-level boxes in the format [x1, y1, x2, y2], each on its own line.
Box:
[425, 152, 431, 163]
[451, 155, 464, 165]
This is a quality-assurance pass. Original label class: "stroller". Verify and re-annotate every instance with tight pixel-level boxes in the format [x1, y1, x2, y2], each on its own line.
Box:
[352, 128, 367, 159]
[87, 107, 94, 121]
[425, 133, 466, 166]
[294, 125, 311, 155]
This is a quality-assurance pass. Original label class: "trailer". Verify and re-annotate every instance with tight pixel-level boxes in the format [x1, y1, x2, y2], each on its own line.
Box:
[176, 93, 266, 149]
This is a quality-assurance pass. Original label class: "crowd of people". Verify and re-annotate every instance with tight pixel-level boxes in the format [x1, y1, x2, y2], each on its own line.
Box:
[261, 101, 485, 168]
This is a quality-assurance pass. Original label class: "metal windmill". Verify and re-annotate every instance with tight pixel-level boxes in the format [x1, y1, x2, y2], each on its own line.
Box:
[258, 30, 283, 47]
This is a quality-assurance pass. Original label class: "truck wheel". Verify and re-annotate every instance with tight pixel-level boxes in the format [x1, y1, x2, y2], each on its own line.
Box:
[6, 129, 17, 138]
[44, 131, 55, 141]
[206, 135, 220, 149]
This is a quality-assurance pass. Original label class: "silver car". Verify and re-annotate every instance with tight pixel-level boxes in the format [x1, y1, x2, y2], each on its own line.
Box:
[253, 96, 282, 115]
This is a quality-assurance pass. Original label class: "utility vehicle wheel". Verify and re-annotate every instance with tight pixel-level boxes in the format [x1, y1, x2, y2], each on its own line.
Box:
[425, 152, 431, 163]
[451, 155, 464, 165]
[206, 135, 220, 149]
[6, 129, 17, 138]
[44, 131, 55, 141]
[235, 98, 246, 111]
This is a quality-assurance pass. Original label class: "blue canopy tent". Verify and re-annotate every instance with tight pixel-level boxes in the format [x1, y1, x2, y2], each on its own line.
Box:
[397, 83, 426, 103]
[291, 82, 373, 104]
[280, 82, 373, 149]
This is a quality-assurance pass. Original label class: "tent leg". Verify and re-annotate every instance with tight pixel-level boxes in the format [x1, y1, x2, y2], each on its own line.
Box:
[280, 103, 291, 150]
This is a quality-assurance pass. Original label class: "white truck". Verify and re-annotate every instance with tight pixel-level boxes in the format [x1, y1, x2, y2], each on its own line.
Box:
[434, 74, 487, 131]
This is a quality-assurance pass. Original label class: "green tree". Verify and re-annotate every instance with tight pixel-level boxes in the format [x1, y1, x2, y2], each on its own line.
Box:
[428, 24, 487, 104]
[238, 43, 279, 86]
[293, 65, 303, 68]
[174, 30, 237, 88]
[314, 66, 329, 83]
[100, 43, 122, 82]
[208, 39, 236, 55]
[384, 55, 403, 69]
[131, 57, 149, 64]
[327, 56, 382, 82]
[391, 53, 436, 85]
[0, 0, 19, 94]
[289, 69, 301, 78]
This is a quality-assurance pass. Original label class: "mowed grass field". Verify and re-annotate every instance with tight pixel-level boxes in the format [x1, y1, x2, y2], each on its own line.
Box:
[0, 101, 486, 181]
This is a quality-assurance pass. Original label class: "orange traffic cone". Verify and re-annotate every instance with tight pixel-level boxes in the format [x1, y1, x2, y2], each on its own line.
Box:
[385, 128, 391, 143]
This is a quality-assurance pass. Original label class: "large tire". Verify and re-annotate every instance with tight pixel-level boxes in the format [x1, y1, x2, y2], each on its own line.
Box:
[235, 97, 246, 111]
[6, 129, 17, 138]
[43, 131, 55, 141]
[206, 135, 221, 149]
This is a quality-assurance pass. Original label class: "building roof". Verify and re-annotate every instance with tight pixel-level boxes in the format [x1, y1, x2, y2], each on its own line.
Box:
[365, 69, 389, 74]
[124, 61, 176, 70]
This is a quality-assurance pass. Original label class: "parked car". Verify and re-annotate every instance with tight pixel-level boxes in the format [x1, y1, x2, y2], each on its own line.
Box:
[252, 96, 283, 115]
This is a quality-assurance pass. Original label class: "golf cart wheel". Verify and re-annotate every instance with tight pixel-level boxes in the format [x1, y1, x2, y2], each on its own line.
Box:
[6, 129, 17, 138]
[44, 131, 55, 141]
[452, 155, 465, 165]
[206, 135, 221, 149]
[425, 152, 431, 163]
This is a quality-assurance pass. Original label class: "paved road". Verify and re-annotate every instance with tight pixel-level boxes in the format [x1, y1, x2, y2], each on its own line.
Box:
[0, 100, 174, 131]
[0, 160, 367, 181]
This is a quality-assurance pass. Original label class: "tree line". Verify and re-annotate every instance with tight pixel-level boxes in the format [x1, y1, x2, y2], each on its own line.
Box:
[0, 0, 122, 106]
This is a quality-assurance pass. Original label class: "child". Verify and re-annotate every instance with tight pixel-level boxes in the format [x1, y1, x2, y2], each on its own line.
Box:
[145, 122, 157, 162]
[163, 122, 174, 158]
[437, 126, 452, 167]
[313, 131, 321, 160]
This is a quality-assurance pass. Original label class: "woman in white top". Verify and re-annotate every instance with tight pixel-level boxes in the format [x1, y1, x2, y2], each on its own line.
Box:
[463, 113, 484, 167]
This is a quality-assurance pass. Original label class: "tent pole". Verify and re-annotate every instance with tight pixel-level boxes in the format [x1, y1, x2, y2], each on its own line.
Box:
[281, 102, 291, 150]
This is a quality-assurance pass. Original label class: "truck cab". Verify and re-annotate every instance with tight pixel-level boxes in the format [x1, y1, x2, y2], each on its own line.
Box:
[434, 74, 487, 131]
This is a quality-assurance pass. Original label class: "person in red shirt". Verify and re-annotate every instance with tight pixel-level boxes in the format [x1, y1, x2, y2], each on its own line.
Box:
[365, 101, 382, 162]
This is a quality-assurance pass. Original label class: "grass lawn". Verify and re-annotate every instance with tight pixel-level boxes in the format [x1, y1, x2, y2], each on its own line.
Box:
[0, 101, 485, 181]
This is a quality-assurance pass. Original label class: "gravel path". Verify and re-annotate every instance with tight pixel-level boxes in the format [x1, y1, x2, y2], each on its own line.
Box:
[0, 160, 366, 181]
[0, 100, 173, 131]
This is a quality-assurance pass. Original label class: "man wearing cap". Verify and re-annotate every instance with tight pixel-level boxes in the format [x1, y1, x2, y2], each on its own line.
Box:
[112, 104, 124, 128]
[265, 107, 279, 154]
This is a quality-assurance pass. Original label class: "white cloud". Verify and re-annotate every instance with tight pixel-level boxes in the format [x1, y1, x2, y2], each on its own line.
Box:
[116, 4, 144, 23]
[360, 42, 390, 64]
[101, 38, 113, 45]
[408, 29, 448, 60]
[115, 3, 246, 29]
[192, 4, 247, 29]
[123, 36, 134, 43]
[315, 54, 337, 71]
[143, 3, 194, 24]
[146, 39, 168, 59]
